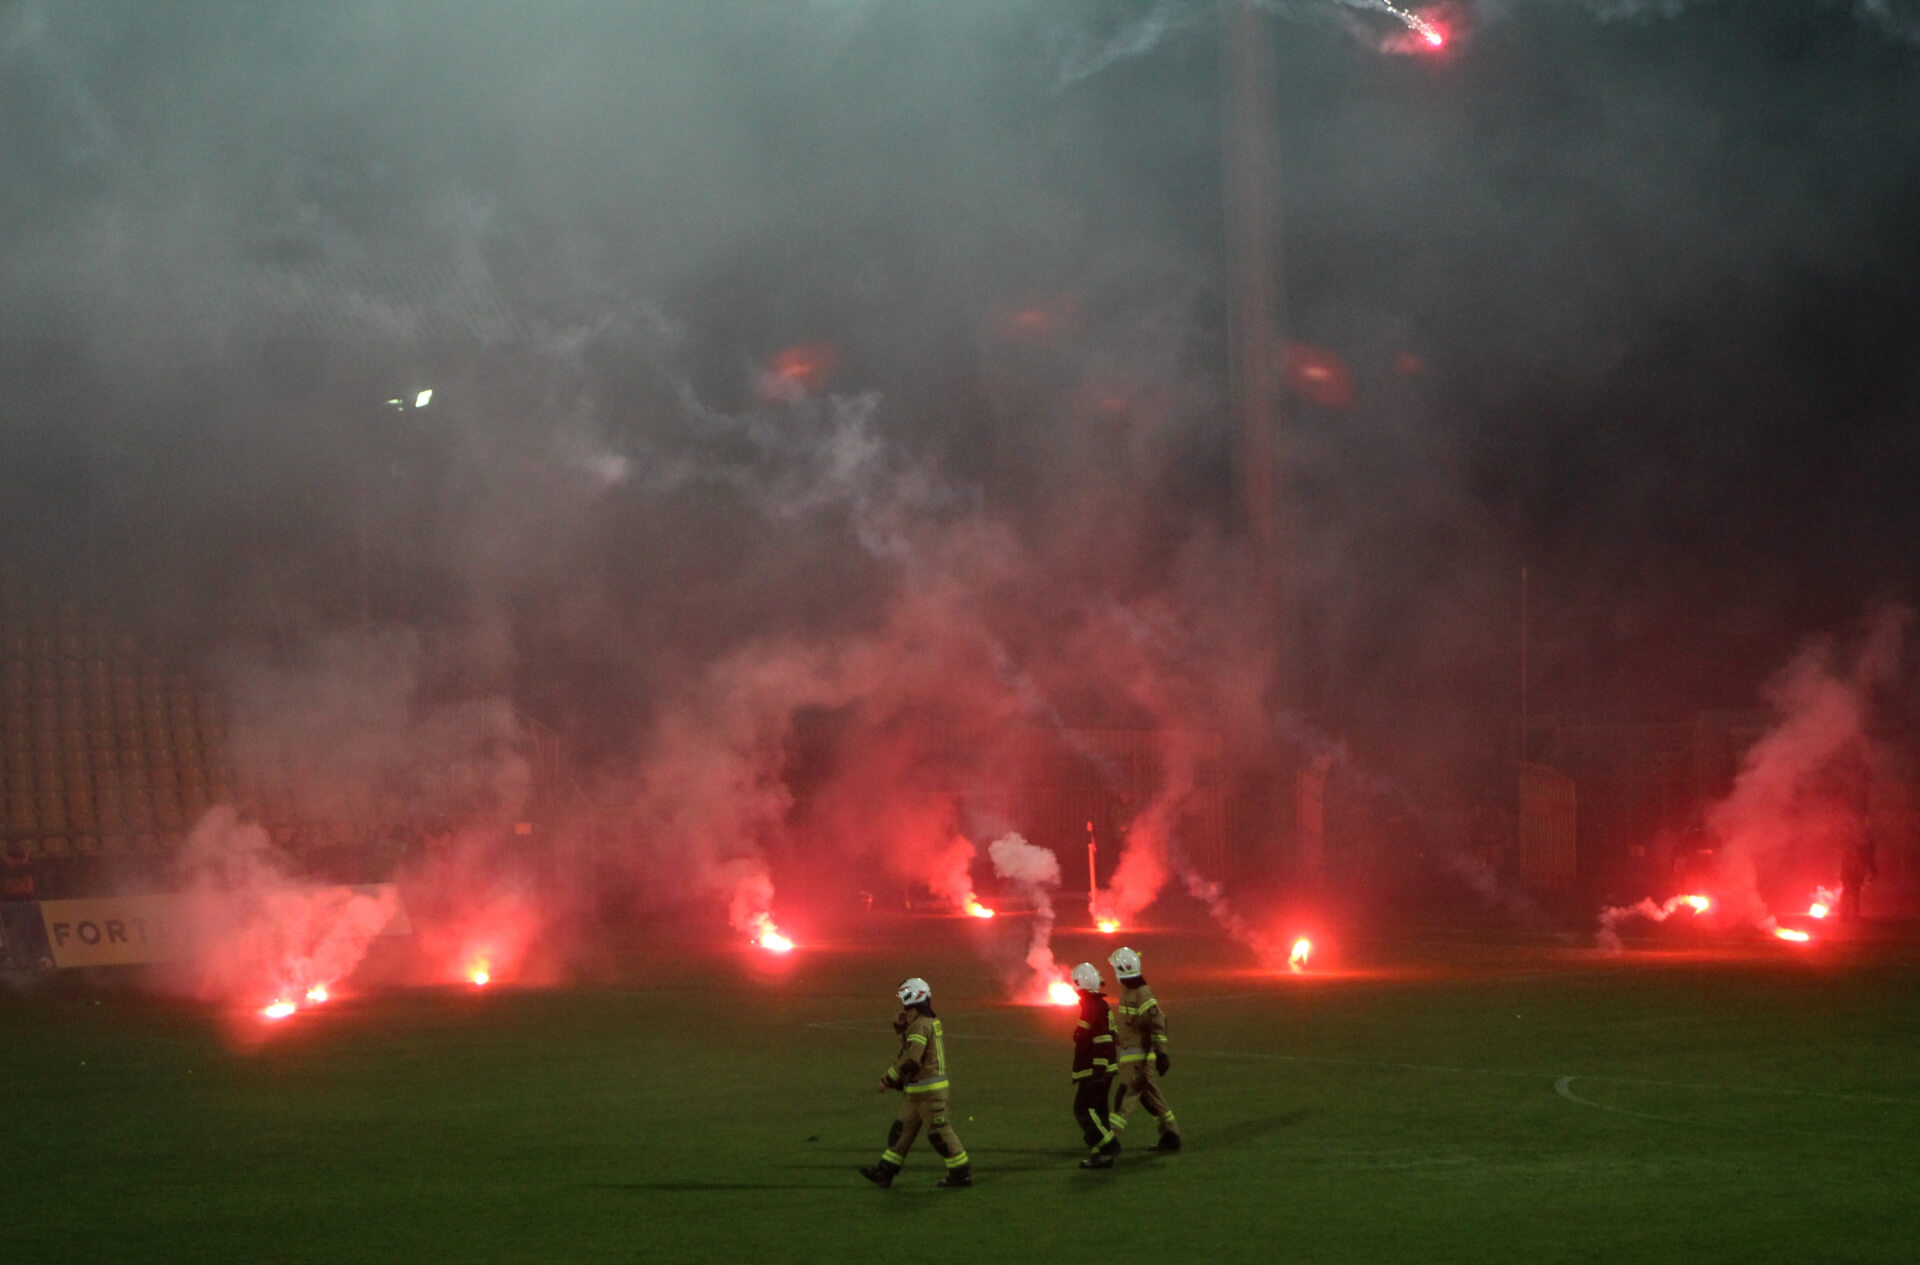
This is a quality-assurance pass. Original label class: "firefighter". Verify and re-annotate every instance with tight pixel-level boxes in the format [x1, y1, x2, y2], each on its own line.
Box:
[1107, 945, 1181, 1151]
[860, 977, 972, 1189]
[1069, 961, 1122, 1169]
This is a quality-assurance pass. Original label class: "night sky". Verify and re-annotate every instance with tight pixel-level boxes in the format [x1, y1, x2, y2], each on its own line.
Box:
[3, 0, 1917, 799]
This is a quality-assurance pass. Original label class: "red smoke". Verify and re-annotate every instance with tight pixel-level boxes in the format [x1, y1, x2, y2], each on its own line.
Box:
[1701, 612, 1904, 930]
[398, 827, 555, 988]
[162, 807, 403, 1014]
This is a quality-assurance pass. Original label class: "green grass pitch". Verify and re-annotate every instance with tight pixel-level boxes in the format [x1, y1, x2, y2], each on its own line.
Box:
[4, 918, 1917, 1264]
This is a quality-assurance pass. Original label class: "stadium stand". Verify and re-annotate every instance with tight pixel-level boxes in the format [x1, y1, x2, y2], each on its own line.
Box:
[0, 573, 240, 897]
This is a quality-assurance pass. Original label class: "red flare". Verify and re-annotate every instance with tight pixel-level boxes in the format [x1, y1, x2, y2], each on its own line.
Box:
[469, 962, 492, 986]
[963, 898, 996, 920]
[746, 912, 795, 954]
[304, 984, 330, 1004]
[1095, 918, 1120, 935]
[1288, 938, 1312, 973]
[261, 1000, 297, 1021]
[757, 341, 838, 401]
[1281, 342, 1356, 408]
[1047, 980, 1078, 1006]
[1382, 4, 1462, 57]
[1773, 928, 1812, 944]
[991, 294, 1082, 342]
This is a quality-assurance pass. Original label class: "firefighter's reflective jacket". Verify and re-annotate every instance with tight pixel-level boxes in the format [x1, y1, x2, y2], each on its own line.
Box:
[1116, 979, 1169, 1064]
[882, 1009, 950, 1094]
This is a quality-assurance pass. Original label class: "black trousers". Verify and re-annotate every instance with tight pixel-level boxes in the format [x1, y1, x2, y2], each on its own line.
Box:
[1073, 1076, 1117, 1150]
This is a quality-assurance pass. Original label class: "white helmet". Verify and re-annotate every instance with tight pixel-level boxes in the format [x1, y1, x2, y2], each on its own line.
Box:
[1108, 946, 1142, 979]
[897, 977, 931, 1007]
[1069, 962, 1102, 993]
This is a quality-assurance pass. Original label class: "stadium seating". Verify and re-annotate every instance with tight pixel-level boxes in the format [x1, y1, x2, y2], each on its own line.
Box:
[0, 578, 241, 895]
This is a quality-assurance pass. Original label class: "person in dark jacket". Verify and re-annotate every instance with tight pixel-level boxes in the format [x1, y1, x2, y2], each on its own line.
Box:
[1068, 961, 1121, 1169]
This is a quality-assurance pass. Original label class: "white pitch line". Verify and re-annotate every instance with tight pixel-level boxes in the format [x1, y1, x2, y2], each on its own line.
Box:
[1554, 1075, 1679, 1124]
[1554, 1075, 1896, 1142]
[807, 1017, 1919, 1105]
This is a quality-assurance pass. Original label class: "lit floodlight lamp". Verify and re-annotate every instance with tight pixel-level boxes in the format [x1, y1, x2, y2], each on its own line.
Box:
[414, 389, 433, 409]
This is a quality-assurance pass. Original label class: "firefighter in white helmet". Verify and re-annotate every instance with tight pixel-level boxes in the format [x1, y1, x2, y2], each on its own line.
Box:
[860, 977, 972, 1189]
[1068, 961, 1122, 1169]
[1107, 945, 1181, 1151]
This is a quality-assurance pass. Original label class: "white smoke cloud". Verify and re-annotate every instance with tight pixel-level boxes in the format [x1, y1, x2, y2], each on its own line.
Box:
[1853, 0, 1920, 43]
[1595, 892, 1707, 952]
[1050, 0, 1199, 87]
[989, 832, 1066, 1000]
[1183, 868, 1290, 967]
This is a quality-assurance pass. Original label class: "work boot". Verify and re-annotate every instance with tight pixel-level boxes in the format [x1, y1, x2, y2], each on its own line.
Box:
[935, 1163, 973, 1188]
[1149, 1132, 1183, 1153]
[859, 1161, 899, 1189]
[1078, 1151, 1117, 1170]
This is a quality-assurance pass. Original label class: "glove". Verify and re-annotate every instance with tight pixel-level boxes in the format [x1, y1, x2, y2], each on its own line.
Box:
[878, 1077, 894, 1093]
[1154, 1051, 1170, 1077]
[891, 1010, 910, 1035]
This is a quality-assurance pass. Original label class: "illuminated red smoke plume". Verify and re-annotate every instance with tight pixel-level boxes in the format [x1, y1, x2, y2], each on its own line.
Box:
[596, 368, 1285, 978]
[1700, 610, 1906, 932]
[1097, 729, 1221, 926]
[397, 825, 555, 987]
[165, 806, 400, 1008]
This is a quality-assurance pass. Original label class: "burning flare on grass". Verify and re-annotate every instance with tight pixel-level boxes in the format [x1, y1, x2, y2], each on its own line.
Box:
[963, 897, 996, 919]
[304, 984, 330, 1004]
[468, 961, 492, 986]
[261, 1000, 297, 1021]
[1773, 927, 1812, 943]
[747, 913, 794, 953]
[1048, 980, 1078, 1006]
[1095, 917, 1121, 935]
[1596, 893, 1714, 951]
[1289, 938, 1312, 973]
[1807, 886, 1840, 919]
